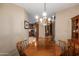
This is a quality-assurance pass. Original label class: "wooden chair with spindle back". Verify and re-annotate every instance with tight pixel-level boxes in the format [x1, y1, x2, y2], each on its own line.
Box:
[66, 39, 77, 56]
[16, 40, 28, 56]
[75, 45, 79, 56]
[72, 39, 79, 56]
[58, 40, 69, 56]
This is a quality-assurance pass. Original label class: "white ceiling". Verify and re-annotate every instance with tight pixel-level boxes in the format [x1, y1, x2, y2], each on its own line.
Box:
[15, 3, 79, 23]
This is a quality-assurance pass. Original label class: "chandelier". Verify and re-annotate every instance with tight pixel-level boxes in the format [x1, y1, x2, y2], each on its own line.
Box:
[35, 3, 55, 25]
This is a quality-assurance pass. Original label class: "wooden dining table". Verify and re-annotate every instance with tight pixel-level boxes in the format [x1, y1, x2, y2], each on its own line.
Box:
[22, 38, 62, 56]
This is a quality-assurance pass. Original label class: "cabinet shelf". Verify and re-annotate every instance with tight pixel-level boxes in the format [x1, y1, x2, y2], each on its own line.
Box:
[72, 15, 79, 39]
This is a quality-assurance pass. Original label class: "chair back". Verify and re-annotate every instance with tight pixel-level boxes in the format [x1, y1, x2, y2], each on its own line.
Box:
[58, 40, 67, 51]
[58, 40, 68, 56]
[16, 40, 28, 56]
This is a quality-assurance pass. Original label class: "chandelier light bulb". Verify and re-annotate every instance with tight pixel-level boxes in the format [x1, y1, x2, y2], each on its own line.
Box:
[35, 15, 39, 22]
[52, 15, 54, 18]
[52, 15, 55, 22]
[40, 18, 43, 23]
[42, 11, 47, 17]
[35, 15, 39, 20]
[48, 17, 51, 22]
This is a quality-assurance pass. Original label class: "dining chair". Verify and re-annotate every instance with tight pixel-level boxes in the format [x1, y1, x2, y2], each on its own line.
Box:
[58, 40, 69, 56]
[72, 40, 79, 56]
[16, 40, 28, 56]
[75, 44, 79, 56]
[67, 39, 75, 56]
[67, 45, 74, 56]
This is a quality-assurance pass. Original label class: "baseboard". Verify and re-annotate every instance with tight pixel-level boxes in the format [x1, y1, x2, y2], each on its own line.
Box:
[0, 49, 19, 56]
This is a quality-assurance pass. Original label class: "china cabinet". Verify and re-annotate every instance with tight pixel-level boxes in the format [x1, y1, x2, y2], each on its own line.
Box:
[71, 15, 79, 39]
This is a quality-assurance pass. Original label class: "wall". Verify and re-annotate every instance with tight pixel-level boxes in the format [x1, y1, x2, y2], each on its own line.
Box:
[39, 23, 45, 38]
[55, 5, 79, 43]
[0, 3, 28, 55]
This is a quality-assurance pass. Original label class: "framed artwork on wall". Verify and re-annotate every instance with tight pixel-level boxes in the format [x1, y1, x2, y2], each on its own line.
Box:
[24, 20, 29, 29]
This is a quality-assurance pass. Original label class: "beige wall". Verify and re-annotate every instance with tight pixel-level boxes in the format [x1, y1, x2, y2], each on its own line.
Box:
[0, 4, 28, 55]
[39, 23, 45, 38]
[55, 5, 79, 43]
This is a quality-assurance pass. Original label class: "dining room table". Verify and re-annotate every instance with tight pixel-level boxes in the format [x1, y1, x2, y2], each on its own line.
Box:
[22, 38, 62, 56]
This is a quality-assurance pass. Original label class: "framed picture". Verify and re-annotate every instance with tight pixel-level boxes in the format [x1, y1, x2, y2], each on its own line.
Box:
[24, 20, 29, 29]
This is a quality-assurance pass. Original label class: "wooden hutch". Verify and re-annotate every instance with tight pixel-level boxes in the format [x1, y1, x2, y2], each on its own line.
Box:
[71, 15, 79, 39]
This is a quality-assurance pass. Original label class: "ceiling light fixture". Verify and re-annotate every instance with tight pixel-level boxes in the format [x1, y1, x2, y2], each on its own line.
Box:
[35, 3, 55, 25]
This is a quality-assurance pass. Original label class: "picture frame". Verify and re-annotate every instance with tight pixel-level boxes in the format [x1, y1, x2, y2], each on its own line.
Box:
[24, 20, 29, 29]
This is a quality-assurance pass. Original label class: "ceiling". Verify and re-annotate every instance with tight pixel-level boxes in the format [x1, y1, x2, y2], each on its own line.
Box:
[15, 3, 79, 23]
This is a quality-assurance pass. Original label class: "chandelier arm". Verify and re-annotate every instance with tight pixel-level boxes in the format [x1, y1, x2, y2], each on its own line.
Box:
[44, 3, 46, 12]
